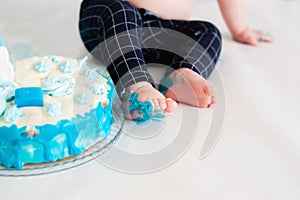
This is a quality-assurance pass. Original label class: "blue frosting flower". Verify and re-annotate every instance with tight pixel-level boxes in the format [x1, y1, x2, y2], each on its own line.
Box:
[34, 60, 49, 73]
[77, 56, 88, 68]
[46, 101, 62, 117]
[42, 77, 75, 97]
[81, 67, 98, 80]
[89, 82, 105, 95]
[0, 80, 16, 101]
[59, 61, 74, 73]
[75, 93, 90, 105]
[48, 55, 59, 63]
[3, 105, 25, 123]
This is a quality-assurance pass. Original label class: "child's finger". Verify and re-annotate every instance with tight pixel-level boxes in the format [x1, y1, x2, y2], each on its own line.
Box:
[253, 29, 264, 36]
[255, 31, 273, 43]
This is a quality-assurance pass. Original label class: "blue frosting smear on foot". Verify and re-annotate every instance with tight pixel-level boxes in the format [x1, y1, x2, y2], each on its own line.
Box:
[127, 93, 165, 123]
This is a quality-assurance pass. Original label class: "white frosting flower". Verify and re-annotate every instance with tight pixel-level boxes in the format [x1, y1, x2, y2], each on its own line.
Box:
[89, 82, 105, 95]
[0, 80, 16, 101]
[59, 61, 74, 73]
[42, 77, 75, 97]
[46, 101, 62, 117]
[3, 105, 25, 123]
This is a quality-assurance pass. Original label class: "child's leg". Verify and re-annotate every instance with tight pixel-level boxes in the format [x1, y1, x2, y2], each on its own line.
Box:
[139, 11, 222, 107]
[79, 0, 177, 118]
[163, 21, 222, 108]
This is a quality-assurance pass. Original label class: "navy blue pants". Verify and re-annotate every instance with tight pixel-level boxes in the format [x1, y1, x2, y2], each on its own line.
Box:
[79, 0, 222, 95]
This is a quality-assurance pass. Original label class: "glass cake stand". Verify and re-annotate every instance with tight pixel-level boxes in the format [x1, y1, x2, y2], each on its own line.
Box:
[0, 99, 124, 177]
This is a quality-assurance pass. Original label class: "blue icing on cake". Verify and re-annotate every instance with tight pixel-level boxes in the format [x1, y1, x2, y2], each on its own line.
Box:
[15, 87, 44, 108]
[0, 100, 114, 169]
[0, 55, 115, 169]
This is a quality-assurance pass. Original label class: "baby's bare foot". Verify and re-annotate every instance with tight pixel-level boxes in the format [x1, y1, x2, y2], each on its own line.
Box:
[161, 68, 216, 108]
[123, 81, 177, 120]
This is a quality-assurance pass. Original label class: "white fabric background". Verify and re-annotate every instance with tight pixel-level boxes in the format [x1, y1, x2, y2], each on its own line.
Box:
[0, 0, 299, 199]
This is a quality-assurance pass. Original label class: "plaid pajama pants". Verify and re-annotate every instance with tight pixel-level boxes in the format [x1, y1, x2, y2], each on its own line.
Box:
[79, 0, 222, 95]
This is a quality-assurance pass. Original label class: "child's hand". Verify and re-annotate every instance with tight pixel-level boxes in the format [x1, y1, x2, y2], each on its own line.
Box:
[233, 28, 273, 46]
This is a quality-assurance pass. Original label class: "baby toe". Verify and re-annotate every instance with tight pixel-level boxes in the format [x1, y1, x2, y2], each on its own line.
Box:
[158, 98, 167, 110]
[197, 96, 212, 108]
[165, 98, 177, 113]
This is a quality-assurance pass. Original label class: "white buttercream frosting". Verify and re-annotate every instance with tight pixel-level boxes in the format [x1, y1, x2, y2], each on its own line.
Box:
[0, 56, 111, 128]
[0, 46, 14, 82]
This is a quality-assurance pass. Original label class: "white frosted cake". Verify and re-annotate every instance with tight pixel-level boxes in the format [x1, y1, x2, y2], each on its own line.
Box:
[0, 55, 115, 169]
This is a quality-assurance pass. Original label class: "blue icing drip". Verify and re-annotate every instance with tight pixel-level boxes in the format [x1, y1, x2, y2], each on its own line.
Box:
[3, 106, 25, 123]
[0, 98, 5, 115]
[46, 101, 62, 117]
[0, 98, 114, 169]
[16, 140, 45, 164]
[0, 80, 17, 101]
[77, 56, 88, 68]
[0, 125, 27, 169]
[59, 61, 74, 73]
[34, 124, 71, 161]
[48, 55, 59, 63]
[126, 92, 165, 123]
[89, 82, 105, 95]
[75, 93, 89, 105]
[0, 73, 116, 169]
[34, 61, 49, 73]
[42, 77, 75, 97]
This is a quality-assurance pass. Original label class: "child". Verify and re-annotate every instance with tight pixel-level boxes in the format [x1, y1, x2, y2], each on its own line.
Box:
[79, 0, 272, 119]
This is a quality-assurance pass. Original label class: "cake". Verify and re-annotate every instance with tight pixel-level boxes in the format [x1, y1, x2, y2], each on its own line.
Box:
[0, 43, 115, 169]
